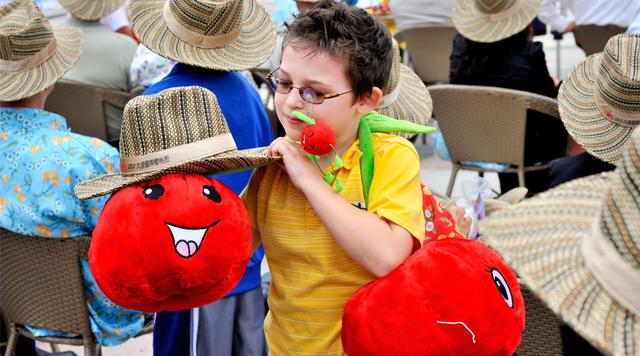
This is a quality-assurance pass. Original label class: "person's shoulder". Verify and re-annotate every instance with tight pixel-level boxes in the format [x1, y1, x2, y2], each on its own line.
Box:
[371, 133, 420, 159]
[63, 133, 119, 171]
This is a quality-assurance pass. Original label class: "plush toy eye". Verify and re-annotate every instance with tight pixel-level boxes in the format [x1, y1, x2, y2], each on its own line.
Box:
[490, 268, 513, 308]
[143, 184, 164, 200]
[203, 185, 222, 203]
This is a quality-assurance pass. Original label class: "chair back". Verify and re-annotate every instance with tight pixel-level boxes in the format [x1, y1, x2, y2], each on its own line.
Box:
[399, 25, 457, 84]
[573, 24, 626, 56]
[516, 284, 563, 355]
[44, 80, 137, 141]
[429, 84, 560, 167]
[0, 229, 92, 338]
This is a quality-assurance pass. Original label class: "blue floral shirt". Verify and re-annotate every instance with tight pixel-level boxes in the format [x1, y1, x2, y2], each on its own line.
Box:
[0, 108, 145, 346]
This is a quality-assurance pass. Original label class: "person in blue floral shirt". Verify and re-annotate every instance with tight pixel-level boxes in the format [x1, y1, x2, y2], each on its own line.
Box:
[0, 0, 145, 352]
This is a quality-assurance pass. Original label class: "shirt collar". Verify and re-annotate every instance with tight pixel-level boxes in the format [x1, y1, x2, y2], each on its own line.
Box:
[0, 108, 69, 131]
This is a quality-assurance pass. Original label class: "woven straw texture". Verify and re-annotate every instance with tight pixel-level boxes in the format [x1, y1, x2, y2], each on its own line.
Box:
[58, 0, 126, 21]
[75, 86, 277, 199]
[453, 0, 542, 43]
[558, 34, 640, 164]
[378, 40, 432, 139]
[129, 0, 275, 71]
[0, 0, 83, 101]
[480, 129, 640, 355]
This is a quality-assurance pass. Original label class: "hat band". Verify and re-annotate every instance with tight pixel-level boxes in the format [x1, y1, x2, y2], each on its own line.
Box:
[474, 0, 523, 22]
[582, 217, 640, 316]
[379, 81, 401, 109]
[594, 86, 640, 128]
[120, 134, 237, 175]
[162, 2, 243, 49]
[0, 37, 57, 73]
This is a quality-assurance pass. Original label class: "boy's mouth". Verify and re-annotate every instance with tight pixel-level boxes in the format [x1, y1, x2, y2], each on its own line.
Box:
[286, 115, 305, 126]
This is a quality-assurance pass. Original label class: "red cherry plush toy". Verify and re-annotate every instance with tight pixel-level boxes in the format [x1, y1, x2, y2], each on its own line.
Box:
[300, 121, 336, 155]
[342, 238, 525, 355]
[89, 173, 251, 312]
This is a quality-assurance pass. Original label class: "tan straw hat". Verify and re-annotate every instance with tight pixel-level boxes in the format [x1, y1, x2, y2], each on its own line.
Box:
[480, 127, 640, 355]
[558, 34, 640, 164]
[377, 39, 432, 139]
[129, 0, 276, 71]
[58, 0, 126, 21]
[453, 0, 542, 43]
[0, 0, 83, 102]
[75, 86, 278, 199]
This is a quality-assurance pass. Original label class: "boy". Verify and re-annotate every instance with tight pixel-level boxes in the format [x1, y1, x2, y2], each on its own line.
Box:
[243, 1, 425, 353]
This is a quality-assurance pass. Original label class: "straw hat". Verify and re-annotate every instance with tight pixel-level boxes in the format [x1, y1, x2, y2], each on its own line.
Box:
[377, 39, 432, 139]
[558, 34, 640, 165]
[129, 0, 276, 71]
[75, 86, 278, 199]
[453, 0, 542, 43]
[480, 127, 640, 355]
[58, 0, 126, 21]
[0, 0, 83, 102]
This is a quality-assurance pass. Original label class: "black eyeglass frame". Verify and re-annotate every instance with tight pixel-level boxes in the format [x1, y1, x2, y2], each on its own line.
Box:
[265, 67, 353, 105]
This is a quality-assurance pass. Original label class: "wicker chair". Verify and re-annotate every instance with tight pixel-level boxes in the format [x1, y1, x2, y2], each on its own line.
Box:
[573, 24, 626, 56]
[397, 24, 457, 84]
[516, 284, 563, 355]
[0, 229, 151, 356]
[44, 80, 139, 141]
[429, 84, 567, 197]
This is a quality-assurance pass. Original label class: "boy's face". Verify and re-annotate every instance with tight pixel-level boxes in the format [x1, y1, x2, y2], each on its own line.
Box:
[275, 44, 361, 144]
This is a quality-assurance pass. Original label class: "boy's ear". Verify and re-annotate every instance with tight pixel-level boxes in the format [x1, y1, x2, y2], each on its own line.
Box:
[356, 87, 383, 115]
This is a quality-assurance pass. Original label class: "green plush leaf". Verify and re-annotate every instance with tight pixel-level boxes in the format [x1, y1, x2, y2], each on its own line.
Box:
[361, 110, 435, 134]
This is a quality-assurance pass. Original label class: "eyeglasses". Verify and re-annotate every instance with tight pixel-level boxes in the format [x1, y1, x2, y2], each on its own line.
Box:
[265, 68, 352, 105]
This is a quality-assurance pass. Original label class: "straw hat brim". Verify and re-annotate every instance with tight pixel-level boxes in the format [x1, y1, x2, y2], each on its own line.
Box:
[0, 27, 83, 102]
[453, 0, 542, 43]
[129, 0, 276, 71]
[377, 64, 432, 139]
[559, 54, 635, 164]
[75, 147, 278, 199]
[58, 0, 125, 21]
[480, 173, 638, 355]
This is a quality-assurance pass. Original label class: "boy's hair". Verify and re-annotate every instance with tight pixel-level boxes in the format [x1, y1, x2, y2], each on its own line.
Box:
[283, 0, 393, 100]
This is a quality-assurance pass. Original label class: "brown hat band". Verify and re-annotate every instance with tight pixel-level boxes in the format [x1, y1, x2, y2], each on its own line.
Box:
[474, 0, 523, 22]
[162, 2, 243, 49]
[0, 38, 57, 73]
[594, 87, 640, 128]
[120, 134, 237, 175]
[582, 217, 640, 316]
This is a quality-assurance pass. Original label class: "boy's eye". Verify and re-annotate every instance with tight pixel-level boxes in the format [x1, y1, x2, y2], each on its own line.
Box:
[301, 87, 323, 103]
[277, 80, 293, 90]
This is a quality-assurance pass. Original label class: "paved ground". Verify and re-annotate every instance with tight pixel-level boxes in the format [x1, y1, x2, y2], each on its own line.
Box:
[51, 31, 587, 356]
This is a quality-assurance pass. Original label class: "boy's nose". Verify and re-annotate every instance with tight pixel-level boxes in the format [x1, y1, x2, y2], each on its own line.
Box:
[284, 88, 305, 109]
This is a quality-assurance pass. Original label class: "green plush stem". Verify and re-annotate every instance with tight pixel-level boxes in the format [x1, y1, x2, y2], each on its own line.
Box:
[358, 117, 374, 207]
[291, 111, 316, 125]
[362, 110, 435, 134]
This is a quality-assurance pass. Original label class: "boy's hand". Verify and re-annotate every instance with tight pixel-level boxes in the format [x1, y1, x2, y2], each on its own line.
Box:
[266, 137, 322, 189]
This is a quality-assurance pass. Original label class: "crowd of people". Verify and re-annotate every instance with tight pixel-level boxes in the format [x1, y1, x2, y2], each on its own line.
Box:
[1, 0, 639, 355]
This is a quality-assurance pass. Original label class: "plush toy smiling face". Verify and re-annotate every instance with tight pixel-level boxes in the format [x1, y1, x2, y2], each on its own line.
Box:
[89, 173, 252, 312]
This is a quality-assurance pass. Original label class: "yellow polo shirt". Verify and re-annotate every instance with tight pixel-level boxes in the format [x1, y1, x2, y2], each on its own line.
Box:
[243, 133, 425, 355]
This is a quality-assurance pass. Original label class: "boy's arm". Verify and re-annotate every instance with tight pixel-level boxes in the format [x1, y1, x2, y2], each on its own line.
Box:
[303, 179, 414, 277]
